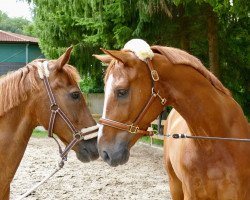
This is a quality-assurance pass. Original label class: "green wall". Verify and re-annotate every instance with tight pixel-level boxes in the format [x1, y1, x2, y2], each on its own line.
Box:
[0, 43, 44, 75]
[0, 43, 43, 63]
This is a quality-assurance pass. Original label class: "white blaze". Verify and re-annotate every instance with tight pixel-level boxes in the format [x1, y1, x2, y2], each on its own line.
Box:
[98, 74, 114, 139]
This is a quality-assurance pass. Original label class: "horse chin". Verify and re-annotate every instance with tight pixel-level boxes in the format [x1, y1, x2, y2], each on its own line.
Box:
[76, 139, 99, 163]
[109, 153, 130, 167]
[76, 148, 99, 163]
[99, 144, 130, 167]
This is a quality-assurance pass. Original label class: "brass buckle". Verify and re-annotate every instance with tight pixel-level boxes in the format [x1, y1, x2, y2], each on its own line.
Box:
[151, 70, 159, 81]
[156, 91, 167, 105]
[129, 124, 139, 134]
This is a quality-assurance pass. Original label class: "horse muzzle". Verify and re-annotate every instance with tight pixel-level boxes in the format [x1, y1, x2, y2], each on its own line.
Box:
[99, 142, 130, 167]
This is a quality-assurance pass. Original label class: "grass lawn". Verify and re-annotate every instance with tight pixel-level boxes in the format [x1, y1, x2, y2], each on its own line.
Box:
[32, 130, 47, 138]
[140, 136, 163, 146]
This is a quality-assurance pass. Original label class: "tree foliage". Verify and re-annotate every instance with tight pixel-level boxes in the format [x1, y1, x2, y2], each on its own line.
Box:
[26, 0, 249, 118]
[0, 11, 31, 34]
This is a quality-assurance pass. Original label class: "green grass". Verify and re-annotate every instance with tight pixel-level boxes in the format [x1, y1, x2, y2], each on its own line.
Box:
[31, 130, 164, 147]
[140, 136, 163, 146]
[32, 130, 47, 138]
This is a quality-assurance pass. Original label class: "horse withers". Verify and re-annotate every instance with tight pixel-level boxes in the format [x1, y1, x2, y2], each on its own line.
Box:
[0, 47, 99, 200]
[94, 39, 250, 199]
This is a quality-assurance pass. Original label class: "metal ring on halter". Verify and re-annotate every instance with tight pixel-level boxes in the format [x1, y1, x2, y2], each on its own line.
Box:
[151, 70, 159, 81]
[151, 88, 158, 96]
[50, 104, 59, 111]
[129, 124, 139, 134]
[73, 132, 83, 140]
[156, 92, 167, 105]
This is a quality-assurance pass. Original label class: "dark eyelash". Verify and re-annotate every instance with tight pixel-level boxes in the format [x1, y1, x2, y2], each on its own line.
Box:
[70, 91, 81, 100]
[117, 89, 128, 98]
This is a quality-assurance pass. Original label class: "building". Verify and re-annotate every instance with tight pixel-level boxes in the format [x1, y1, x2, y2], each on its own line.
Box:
[0, 30, 44, 75]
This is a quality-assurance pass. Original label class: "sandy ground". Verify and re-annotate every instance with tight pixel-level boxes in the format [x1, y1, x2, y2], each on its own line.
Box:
[11, 137, 172, 200]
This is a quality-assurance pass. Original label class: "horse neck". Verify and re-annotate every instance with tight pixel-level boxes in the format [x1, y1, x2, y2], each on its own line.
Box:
[161, 64, 250, 138]
[0, 100, 37, 191]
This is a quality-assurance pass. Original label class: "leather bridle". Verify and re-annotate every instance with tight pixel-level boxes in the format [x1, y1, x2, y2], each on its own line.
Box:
[99, 58, 168, 136]
[39, 61, 99, 160]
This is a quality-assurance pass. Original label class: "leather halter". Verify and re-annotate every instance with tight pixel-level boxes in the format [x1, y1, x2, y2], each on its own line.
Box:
[99, 58, 168, 136]
[40, 62, 98, 159]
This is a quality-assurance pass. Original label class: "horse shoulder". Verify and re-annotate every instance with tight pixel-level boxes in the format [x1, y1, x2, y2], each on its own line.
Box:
[164, 109, 193, 174]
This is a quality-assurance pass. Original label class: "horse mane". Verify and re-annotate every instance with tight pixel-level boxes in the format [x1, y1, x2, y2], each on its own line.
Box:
[0, 59, 80, 117]
[151, 45, 231, 96]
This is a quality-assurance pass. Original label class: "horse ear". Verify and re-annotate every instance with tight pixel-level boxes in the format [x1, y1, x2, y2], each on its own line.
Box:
[100, 48, 131, 64]
[93, 54, 113, 64]
[54, 46, 73, 71]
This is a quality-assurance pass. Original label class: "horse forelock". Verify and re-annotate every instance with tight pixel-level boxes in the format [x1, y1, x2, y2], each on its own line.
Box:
[0, 59, 80, 117]
[151, 45, 231, 97]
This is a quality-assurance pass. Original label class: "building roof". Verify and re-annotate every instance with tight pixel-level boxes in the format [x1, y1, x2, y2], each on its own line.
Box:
[0, 30, 38, 43]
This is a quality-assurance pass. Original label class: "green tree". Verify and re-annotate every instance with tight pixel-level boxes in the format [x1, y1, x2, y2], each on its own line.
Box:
[0, 11, 31, 34]
[26, 0, 249, 119]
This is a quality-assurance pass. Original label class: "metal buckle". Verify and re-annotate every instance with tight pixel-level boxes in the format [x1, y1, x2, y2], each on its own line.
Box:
[50, 104, 59, 111]
[74, 132, 82, 140]
[151, 70, 159, 81]
[129, 124, 139, 134]
[156, 91, 167, 105]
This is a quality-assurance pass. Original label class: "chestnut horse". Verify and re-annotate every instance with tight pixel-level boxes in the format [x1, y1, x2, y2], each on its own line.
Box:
[0, 47, 99, 200]
[94, 39, 250, 199]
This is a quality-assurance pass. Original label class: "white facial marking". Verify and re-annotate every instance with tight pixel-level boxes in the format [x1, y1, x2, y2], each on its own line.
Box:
[98, 74, 114, 140]
[103, 74, 114, 119]
[97, 125, 104, 143]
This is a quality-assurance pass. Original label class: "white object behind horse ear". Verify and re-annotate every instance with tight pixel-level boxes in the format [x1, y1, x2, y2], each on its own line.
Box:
[37, 61, 50, 79]
[123, 39, 154, 62]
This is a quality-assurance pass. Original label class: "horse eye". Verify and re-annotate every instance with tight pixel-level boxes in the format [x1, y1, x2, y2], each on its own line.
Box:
[70, 91, 81, 100]
[117, 89, 128, 98]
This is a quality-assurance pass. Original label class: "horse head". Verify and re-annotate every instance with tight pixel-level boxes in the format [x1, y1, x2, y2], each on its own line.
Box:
[33, 47, 99, 162]
[94, 39, 166, 166]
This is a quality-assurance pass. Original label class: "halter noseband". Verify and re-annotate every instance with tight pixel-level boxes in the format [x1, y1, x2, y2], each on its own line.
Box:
[38, 61, 99, 160]
[99, 58, 168, 136]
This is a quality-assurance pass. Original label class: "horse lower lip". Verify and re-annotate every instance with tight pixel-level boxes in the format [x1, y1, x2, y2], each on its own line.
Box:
[81, 148, 90, 157]
[110, 162, 119, 167]
[77, 151, 91, 162]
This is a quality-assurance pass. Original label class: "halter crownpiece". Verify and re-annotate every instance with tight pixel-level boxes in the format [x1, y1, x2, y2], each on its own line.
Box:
[37, 61, 50, 79]
[123, 39, 154, 62]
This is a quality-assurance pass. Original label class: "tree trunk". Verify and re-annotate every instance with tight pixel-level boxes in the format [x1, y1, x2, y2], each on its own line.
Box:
[179, 4, 190, 51]
[207, 5, 219, 78]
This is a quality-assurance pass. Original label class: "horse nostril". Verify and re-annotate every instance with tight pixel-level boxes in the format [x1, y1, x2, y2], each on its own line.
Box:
[102, 151, 110, 162]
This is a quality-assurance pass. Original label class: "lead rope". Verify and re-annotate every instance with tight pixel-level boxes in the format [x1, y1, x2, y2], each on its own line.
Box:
[164, 133, 250, 142]
[15, 160, 65, 200]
